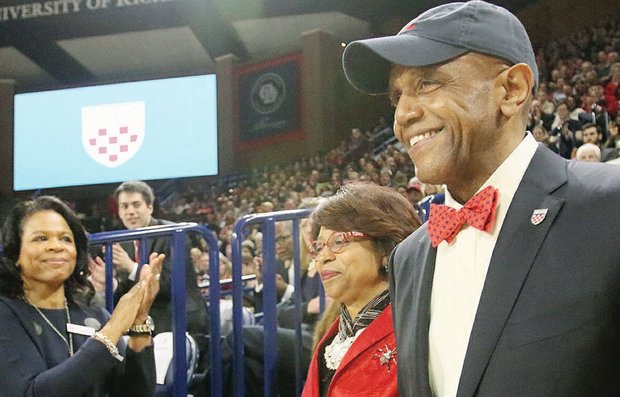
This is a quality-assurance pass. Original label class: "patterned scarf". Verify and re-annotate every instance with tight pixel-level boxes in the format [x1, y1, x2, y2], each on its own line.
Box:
[323, 289, 390, 370]
[339, 289, 390, 337]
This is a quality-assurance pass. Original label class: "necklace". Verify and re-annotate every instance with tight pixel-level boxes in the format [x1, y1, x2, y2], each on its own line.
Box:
[25, 297, 74, 357]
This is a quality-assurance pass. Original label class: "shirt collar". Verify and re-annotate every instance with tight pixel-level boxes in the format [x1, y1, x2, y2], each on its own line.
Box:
[444, 132, 538, 210]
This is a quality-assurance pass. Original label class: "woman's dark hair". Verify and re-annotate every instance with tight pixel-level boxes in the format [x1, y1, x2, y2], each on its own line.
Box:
[0, 196, 94, 305]
[310, 181, 421, 260]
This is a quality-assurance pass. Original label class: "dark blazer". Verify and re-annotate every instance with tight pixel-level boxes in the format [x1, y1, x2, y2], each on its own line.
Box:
[600, 146, 619, 162]
[0, 296, 155, 397]
[390, 144, 620, 397]
[116, 217, 209, 335]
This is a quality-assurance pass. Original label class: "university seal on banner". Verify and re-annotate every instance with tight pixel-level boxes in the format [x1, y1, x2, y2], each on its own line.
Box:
[82, 101, 145, 168]
[251, 72, 286, 115]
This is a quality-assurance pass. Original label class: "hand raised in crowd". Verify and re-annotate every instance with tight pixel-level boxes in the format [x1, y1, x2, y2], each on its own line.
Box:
[87, 256, 106, 293]
[112, 243, 136, 273]
[275, 274, 290, 298]
[87, 256, 118, 293]
[253, 256, 263, 284]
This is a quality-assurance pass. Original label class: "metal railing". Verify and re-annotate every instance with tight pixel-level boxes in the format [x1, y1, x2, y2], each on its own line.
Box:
[231, 208, 323, 397]
[88, 222, 222, 397]
[89, 211, 321, 397]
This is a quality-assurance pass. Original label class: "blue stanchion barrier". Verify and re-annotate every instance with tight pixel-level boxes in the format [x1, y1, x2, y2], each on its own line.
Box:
[89, 210, 320, 397]
[88, 222, 221, 397]
[231, 208, 316, 397]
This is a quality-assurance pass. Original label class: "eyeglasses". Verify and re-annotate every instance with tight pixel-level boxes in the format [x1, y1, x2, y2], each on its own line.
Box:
[308, 231, 372, 259]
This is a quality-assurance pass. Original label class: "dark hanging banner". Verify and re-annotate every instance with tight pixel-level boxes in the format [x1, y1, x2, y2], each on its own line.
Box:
[235, 53, 303, 150]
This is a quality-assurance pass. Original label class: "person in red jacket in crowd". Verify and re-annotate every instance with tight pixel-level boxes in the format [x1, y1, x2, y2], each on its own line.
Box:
[302, 182, 420, 397]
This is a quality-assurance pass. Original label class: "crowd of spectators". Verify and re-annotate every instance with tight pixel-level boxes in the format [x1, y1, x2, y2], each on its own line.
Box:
[7, 16, 617, 395]
[74, 16, 620, 265]
[529, 17, 620, 159]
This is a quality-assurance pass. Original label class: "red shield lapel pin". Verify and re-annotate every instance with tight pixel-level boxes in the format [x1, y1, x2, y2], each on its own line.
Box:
[531, 208, 548, 225]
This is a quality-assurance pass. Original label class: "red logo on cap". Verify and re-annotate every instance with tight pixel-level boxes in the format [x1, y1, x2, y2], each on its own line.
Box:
[399, 23, 416, 34]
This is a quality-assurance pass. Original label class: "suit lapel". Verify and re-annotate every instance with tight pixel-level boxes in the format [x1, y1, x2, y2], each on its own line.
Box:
[392, 226, 436, 396]
[412, 232, 436, 396]
[456, 147, 568, 397]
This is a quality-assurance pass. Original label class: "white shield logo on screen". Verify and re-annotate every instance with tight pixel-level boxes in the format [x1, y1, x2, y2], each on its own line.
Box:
[82, 101, 145, 168]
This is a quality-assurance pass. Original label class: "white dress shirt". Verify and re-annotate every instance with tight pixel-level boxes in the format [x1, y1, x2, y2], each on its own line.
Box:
[428, 133, 538, 397]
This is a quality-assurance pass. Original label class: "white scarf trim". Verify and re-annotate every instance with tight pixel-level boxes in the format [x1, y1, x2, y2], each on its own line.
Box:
[324, 328, 365, 370]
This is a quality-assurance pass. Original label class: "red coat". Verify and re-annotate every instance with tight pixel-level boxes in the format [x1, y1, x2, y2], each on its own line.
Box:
[302, 305, 399, 397]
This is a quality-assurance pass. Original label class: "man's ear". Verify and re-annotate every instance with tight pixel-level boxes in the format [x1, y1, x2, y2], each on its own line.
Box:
[499, 63, 534, 117]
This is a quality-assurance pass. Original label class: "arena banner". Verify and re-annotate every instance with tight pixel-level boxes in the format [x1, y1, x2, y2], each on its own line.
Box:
[235, 53, 304, 150]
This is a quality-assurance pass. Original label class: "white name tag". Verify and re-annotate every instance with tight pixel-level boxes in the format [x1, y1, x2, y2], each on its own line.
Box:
[67, 323, 96, 336]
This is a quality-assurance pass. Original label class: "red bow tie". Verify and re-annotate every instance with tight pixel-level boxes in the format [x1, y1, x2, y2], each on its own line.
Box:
[427, 185, 499, 247]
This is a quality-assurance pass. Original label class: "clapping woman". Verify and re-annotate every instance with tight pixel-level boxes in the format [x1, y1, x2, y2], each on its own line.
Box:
[0, 196, 164, 397]
[302, 182, 421, 396]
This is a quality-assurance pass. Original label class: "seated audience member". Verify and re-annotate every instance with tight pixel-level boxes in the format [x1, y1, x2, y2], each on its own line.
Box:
[225, 200, 323, 397]
[89, 180, 209, 336]
[194, 251, 211, 289]
[604, 117, 620, 150]
[0, 196, 163, 397]
[548, 102, 581, 158]
[582, 122, 619, 162]
[244, 220, 299, 314]
[532, 125, 551, 145]
[346, 128, 371, 162]
[302, 182, 421, 397]
[277, 210, 323, 332]
[576, 143, 602, 162]
[417, 183, 446, 222]
[405, 177, 424, 213]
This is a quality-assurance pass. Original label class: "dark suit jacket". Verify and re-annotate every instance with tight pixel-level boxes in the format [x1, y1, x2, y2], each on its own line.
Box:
[390, 145, 620, 397]
[0, 296, 155, 397]
[116, 217, 209, 335]
[601, 146, 619, 162]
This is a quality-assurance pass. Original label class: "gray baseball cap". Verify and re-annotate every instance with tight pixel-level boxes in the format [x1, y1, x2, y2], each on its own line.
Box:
[342, 0, 538, 95]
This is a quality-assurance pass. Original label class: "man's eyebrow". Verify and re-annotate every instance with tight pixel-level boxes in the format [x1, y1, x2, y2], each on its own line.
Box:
[120, 200, 141, 205]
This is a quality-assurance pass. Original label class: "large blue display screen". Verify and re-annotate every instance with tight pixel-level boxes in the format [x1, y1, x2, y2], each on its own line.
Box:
[14, 74, 218, 190]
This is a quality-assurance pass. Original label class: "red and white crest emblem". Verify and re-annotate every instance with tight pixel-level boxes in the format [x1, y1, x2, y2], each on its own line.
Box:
[82, 101, 145, 168]
[530, 208, 548, 225]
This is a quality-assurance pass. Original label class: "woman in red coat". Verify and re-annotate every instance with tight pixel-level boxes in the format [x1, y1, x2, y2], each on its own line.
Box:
[302, 182, 421, 397]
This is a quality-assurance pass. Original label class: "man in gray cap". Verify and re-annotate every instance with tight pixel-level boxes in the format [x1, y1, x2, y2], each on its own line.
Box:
[343, 1, 620, 396]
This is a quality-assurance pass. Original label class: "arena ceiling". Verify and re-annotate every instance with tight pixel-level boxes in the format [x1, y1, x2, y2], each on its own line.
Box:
[0, 0, 536, 93]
